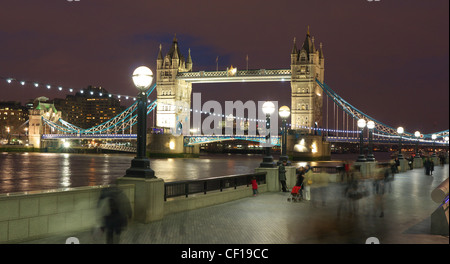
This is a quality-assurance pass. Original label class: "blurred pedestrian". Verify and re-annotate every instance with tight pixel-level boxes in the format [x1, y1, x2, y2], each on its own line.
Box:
[279, 160, 288, 192]
[373, 170, 386, 218]
[295, 166, 305, 198]
[303, 165, 313, 201]
[430, 158, 434, 175]
[424, 158, 431, 175]
[344, 160, 351, 182]
[251, 176, 258, 196]
[97, 186, 132, 244]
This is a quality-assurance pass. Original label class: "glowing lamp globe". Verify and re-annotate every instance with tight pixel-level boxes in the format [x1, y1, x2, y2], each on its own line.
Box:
[357, 119, 366, 129]
[414, 131, 421, 138]
[279, 106, 291, 119]
[432, 134, 437, 140]
[262, 101, 275, 115]
[367, 120, 375, 130]
[132, 66, 153, 91]
[397, 127, 404, 135]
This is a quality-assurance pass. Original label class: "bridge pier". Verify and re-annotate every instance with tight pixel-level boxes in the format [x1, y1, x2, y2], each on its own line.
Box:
[147, 133, 199, 158]
[287, 134, 331, 161]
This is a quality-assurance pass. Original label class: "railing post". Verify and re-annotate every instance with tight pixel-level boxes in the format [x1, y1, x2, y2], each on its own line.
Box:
[164, 185, 167, 201]
[204, 181, 207, 195]
[185, 183, 189, 198]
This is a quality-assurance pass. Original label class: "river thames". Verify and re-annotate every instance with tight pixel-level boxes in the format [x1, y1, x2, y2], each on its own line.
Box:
[0, 152, 392, 194]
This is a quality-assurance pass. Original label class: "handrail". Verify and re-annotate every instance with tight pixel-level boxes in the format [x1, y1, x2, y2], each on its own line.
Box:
[164, 172, 266, 201]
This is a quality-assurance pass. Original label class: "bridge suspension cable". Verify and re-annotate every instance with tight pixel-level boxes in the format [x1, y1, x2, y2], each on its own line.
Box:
[316, 79, 449, 140]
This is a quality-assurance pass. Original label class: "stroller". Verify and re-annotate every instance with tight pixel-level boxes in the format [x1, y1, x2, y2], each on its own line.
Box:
[287, 184, 303, 202]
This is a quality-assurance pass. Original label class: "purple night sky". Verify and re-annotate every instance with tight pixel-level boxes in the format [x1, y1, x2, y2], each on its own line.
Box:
[0, 0, 448, 135]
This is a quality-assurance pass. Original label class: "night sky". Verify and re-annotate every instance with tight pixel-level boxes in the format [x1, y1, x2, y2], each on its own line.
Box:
[0, 0, 448, 135]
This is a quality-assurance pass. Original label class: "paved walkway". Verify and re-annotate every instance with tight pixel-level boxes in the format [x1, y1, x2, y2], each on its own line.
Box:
[23, 164, 449, 244]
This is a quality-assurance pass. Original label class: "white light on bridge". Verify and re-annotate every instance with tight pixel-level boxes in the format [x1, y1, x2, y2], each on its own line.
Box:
[169, 141, 176, 150]
[63, 141, 71, 148]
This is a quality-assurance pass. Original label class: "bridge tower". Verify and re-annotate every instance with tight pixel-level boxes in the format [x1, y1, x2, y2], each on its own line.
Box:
[156, 35, 193, 132]
[290, 27, 325, 133]
[28, 101, 61, 148]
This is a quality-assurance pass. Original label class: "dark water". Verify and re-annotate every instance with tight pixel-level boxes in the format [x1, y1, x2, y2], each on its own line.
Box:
[0, 151, 393, 194]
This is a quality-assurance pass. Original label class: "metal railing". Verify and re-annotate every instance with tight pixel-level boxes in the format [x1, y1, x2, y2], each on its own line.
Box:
[310, 166, 344, 174]
[164, 172, 266, 201]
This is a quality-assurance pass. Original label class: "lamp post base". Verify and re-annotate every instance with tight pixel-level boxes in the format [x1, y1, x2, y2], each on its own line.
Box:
[260, 156, 276, 168]
[366, 154, 375, 162]
[356, 155, 367, 162]
[124, 157, 156, 179]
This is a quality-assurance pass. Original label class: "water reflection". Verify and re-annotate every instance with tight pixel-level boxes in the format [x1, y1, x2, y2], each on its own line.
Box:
[0, 152, 265, 194]
[0, 152, 394, 194]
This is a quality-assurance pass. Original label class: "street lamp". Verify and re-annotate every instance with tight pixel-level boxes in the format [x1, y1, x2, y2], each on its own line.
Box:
[260, 101, 276, 168]
[431, 134, 437, 157]
[396, 126, 404, 160]
[356, 119, 366, 162]
[279, 106, 290, 164]
[124, 66, 156, 178]
[445, 136, 449, 160]
[414, 131, 421, 158]
[6, 126, 10, 145]
[366, 120, 375, 161]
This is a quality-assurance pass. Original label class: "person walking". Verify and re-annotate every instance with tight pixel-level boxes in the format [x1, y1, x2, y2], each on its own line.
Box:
[303, 165, 313, 201]
[425, 158, 431, 175]
[97, 186, 133, 244]
[430, 158, 435, 175]
[251, 176, 258, 196]
[279, 160, 288, 192]
[373, 170, 386, 218]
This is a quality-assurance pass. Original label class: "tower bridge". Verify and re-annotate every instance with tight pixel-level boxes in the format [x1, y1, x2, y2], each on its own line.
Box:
[14, 27, 447, 158]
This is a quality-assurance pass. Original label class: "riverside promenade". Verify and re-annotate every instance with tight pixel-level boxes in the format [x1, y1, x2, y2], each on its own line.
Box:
[23, 164, 449, 244]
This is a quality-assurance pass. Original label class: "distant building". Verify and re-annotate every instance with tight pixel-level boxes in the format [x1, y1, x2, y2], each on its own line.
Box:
[0, 101, 29, 137]
[53, 86, 126, 129]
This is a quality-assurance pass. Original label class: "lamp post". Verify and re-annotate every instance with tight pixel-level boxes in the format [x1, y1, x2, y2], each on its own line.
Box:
[279, 106, 290, 164]
[431, 134, 437, 157]
[356, 119, 366, 162]
[124, 66, 155, 178]
[366, 120, 375, 161]
[414, 131, 421, 158]
[6, 126, 10, 145]
[445, 136, 449, 162]
[397, 127, 404, 160]
[260, 101, 276, 168]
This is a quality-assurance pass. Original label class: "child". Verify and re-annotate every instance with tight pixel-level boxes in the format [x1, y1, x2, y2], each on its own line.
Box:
[251, 177, 258, 196]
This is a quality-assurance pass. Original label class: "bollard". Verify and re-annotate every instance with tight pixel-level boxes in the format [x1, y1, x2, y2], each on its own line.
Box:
[431, 178, 449, 204]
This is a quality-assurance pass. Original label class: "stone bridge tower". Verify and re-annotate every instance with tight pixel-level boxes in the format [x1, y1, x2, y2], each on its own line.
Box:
[28, 101, 61, 148]
[156, 35, 193, 132]
[290, 27, 325, 133]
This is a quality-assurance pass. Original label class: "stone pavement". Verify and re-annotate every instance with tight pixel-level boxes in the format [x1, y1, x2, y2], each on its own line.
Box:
[22, 164, 449, 244]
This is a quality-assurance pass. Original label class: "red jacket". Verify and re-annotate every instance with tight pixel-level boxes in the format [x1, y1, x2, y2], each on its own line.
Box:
[251, 179, 258, 190]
